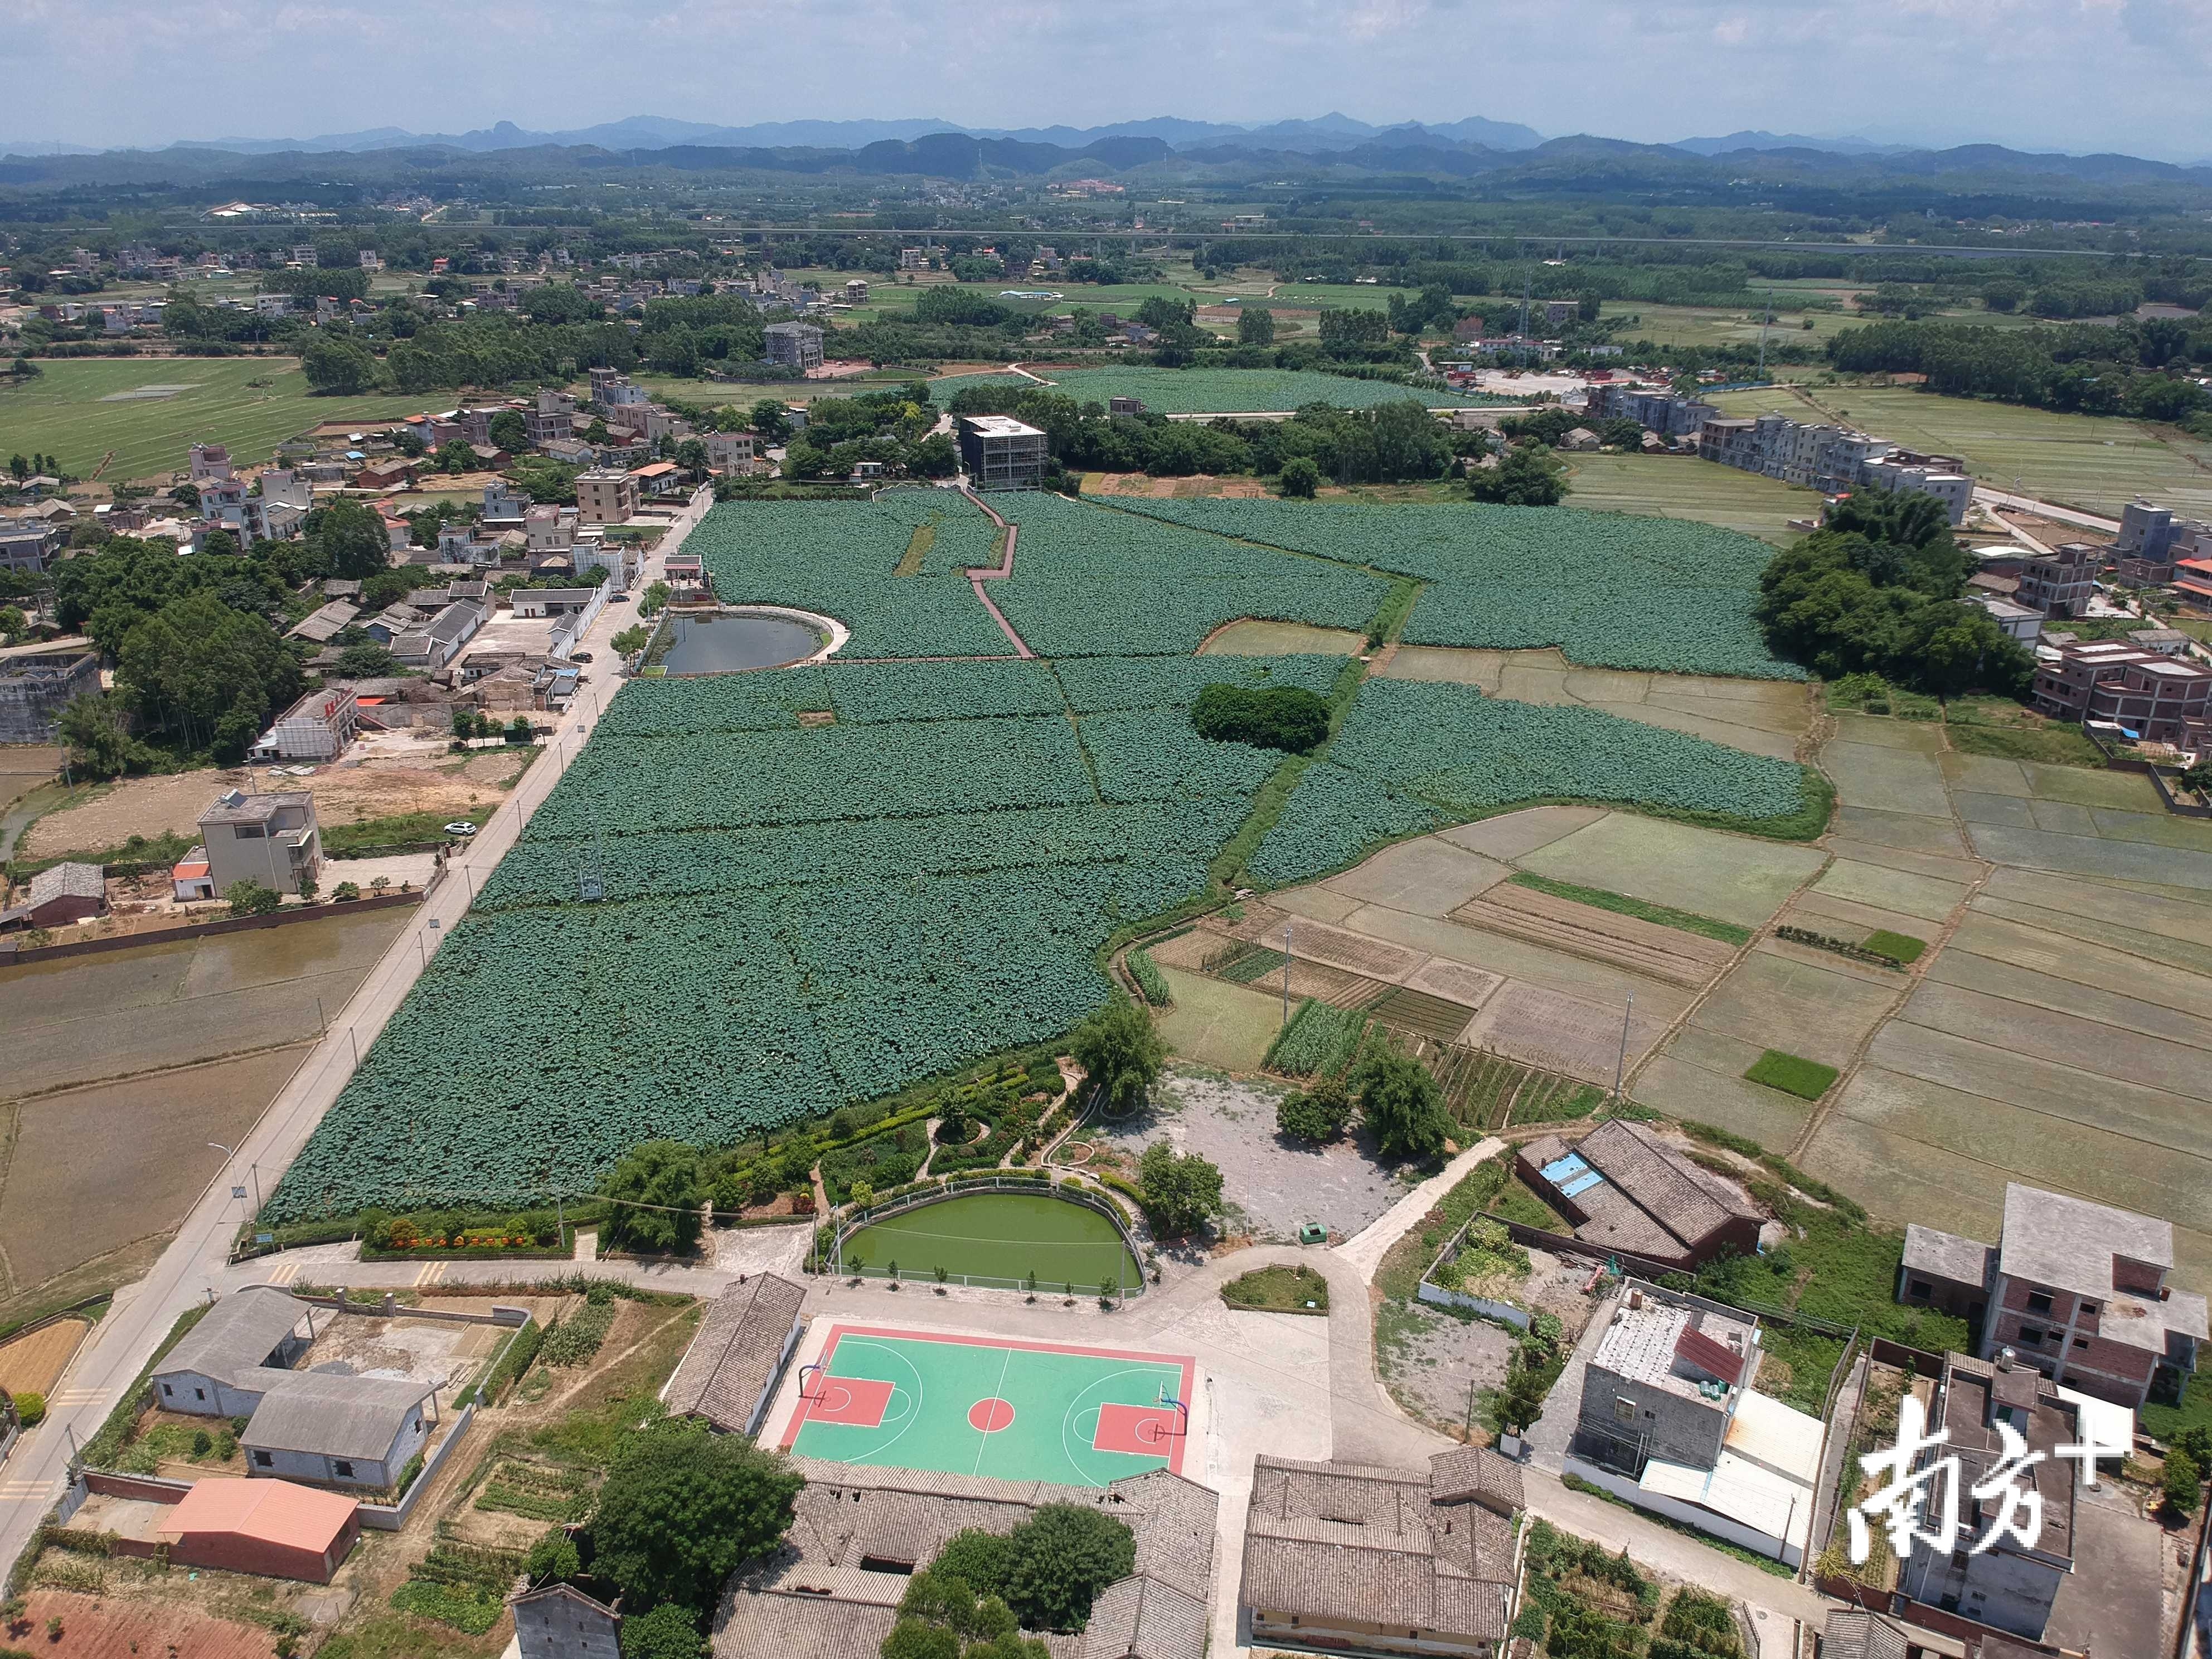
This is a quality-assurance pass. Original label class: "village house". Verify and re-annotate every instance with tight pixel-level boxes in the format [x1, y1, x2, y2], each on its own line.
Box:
[1899, 1182, 2207, 1410]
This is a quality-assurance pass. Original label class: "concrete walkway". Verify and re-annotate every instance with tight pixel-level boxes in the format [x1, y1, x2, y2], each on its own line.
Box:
[1332, 1137, 1503, 1283]
[0, 493, 712, 1583]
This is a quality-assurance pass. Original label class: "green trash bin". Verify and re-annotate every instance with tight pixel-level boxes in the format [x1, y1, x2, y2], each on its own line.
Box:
[1298, 1222, 1328, 1245]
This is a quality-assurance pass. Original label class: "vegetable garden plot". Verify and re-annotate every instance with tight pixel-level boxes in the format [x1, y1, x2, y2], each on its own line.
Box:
[1108, 498, 1803, 681]
[990, 493, 1389, 656]
[685, 493, 1009, 658]
[1250, 679, 1811, 887]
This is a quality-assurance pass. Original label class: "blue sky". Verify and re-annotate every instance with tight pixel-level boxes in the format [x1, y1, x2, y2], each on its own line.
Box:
[7, 0, 2209, 160]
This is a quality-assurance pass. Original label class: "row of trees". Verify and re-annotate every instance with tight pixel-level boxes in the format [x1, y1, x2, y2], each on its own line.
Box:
[1826, 317, 2212, 421]
[1277, 1049, 1455, 1161]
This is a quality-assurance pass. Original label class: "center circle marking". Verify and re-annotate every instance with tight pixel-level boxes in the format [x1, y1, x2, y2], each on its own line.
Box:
[968, 1397, 1016, 1433]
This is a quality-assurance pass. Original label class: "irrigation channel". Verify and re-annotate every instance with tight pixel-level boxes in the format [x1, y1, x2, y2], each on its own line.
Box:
[835, 1184, 1146, 1296]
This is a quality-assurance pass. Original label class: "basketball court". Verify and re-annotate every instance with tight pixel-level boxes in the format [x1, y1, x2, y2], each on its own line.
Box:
[777, 1325, 1196, 1486]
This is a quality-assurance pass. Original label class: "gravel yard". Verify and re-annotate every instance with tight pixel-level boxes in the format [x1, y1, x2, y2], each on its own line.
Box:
[1095, 1066, 1411, 1242]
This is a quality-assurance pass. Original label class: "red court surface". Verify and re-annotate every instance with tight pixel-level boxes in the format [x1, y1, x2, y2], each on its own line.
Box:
[1092, 1401, 1182, 1456]
[797, 1374, 895, 1428]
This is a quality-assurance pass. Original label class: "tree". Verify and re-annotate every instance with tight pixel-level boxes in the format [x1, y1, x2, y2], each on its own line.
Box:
[226, 879, 282, 918]
[1277, 1076, 1353, 1143]
[0, 607, 25, 641]
[525, 1530, 580, 1585]
[1001, 1505, 1137, 1633]
[311, 498, 397, 581]
[334, 642, 400, 677]
[589, 1419, 802, 1614]
[488, 410, 531, 453]
[611, 625, 651, 654]
[56, 690, 134, 777]
[301, 336, 380, 396]
[1136, 1141, 1223, 1238]
[1354, 1049, 1451, 1160]
[1070, 1001, 1164, 1115]
[596, 1139, 705, 1254]
[2165, 1448, 2203, 1519]
[751, 400, 793, 444]
[620, 1602, 704, 1659]
[1466, 444, 1566, 506]
[199, 528, 240, 559]
[1278, 455, 1320, 498]
[434, 440, 476, 474]
[1237, 306, 1275, 347]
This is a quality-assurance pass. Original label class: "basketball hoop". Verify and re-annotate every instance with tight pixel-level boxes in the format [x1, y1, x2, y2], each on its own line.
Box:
[798, 1361, 825, 1401]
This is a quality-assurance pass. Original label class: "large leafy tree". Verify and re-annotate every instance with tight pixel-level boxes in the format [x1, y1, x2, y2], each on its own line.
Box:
[115, 590, 300, 755]
[1467, 443, 1566, 506]
[596, 1139, 705, 1253]
[55, 691, 135, 777]
[1354, 1049, 1451, 1161]
[1136, 1141, 1223, 1238]
[589, 1420, 801, 1614]
[1070, 1001, 1164, 1115]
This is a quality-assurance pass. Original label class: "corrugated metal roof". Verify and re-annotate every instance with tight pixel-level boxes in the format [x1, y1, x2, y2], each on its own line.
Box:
[240, 1372, 435, 1461]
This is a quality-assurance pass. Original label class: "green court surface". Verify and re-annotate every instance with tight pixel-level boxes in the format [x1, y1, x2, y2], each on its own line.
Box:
[780, 1326, 1195, 1486]
[838, 1191, 1142, 1294]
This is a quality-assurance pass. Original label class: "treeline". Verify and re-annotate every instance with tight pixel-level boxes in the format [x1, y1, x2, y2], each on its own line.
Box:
[1827, 315, 2212, 419]
[942, 384, 1461, 484]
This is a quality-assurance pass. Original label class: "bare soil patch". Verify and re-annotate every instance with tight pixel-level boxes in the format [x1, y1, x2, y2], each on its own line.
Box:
[0, 1315, 90, 1395]
[24, 758, 516, 858]
[16, 1589, 280, 1659]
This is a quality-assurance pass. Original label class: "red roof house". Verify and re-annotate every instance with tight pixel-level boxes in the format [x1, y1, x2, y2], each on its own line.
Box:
[158, 1478, 360, 1583]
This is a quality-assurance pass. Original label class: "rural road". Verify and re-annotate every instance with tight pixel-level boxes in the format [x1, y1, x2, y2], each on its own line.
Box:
[1972, 485, 2122, 534]
[0, 489, 712, 1579]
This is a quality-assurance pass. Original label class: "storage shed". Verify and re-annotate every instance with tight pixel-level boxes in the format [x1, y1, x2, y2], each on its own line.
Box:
[158, 1478, 360, 1583]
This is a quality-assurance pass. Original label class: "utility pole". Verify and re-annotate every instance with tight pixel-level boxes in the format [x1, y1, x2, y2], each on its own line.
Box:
[1613, 993, 1633, 1103]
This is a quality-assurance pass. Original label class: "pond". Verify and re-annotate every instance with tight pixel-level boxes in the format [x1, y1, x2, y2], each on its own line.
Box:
[659, 609, 826, 674]
[839, 1190, 1142, 1294]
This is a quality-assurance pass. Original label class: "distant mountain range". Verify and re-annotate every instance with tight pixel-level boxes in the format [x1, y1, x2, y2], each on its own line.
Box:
[3, 113, 1937, 163]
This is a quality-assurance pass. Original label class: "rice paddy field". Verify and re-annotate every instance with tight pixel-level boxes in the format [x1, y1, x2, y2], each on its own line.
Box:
[0, 357, 425, 482]
[1706, 381, 2212, 517]
[1562, 453, 1823, 545]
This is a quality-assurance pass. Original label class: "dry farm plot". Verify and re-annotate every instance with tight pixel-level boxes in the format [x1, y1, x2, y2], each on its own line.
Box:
[0, 1317, 91, 1396]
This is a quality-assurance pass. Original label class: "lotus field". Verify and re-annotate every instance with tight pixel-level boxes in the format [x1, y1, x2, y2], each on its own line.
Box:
[267, 490, 1824, 1221]
[1110, 498, 1804, 680]
[1250, 678, 1815, 886]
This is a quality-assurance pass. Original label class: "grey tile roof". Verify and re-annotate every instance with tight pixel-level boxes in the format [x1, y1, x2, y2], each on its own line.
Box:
[1426, 1446, 1524, 1514]
[1575, 1120, 1753, 1249]
[1081, 1574, 1206, 1659]
[1821, 1609, 1908, 1659]
[156, 1288, 309, 1388]
[239, 1371, 435, 1462]
[1239, 1453, 1517, 1643]
[664, 1274, 807, 1433]
[1901, 1223, 1993, 1289]
[737, 1461, 1217, 1659]
[26, 862, 104, 906]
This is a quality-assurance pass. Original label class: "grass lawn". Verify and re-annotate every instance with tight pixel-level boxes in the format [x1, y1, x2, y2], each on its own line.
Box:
[1507, 871, 1753, 945]
[0, 357, 427, 482]
[1708, 381, 2212, 518]
[1744, 1050, 1839, 1100]
[1491, 1177, 1573, 1234]
[1942, 716, 2108, 769]
[1601, 298, 1866, 351]
[1221, 1263, 1331, 1314]
[2145, 1367, 2212, 1445]
[1563, 452, 1823, 545]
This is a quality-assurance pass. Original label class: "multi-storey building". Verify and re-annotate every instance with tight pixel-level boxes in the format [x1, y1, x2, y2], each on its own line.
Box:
[2029, 636, 2212, 744]
[1900, 1182, 2208, 1409]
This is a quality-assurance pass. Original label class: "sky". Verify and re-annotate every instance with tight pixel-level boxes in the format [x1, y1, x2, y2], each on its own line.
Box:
[8, 0, 2212, 161]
